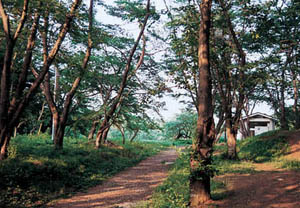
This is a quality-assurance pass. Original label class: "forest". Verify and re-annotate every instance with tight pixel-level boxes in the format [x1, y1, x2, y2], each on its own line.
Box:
[0, 0, 299, 207]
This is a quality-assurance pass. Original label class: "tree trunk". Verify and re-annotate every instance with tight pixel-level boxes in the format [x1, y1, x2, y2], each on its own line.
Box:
[54, 123, 65, 149]
[292, 70, 300, 129]
[95, 119, 108, 148]
[190, 0, 214, 206]
[130, 129, 139, 142]
[88, 120, 99, 140]
[0, 129, 12, 160]
[225, 119, 237, 159]
[102, 126, 110, 144]
[280, 68, 288, 130]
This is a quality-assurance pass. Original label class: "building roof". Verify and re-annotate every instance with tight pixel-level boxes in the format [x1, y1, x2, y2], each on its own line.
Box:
[241, 112, 276, 121]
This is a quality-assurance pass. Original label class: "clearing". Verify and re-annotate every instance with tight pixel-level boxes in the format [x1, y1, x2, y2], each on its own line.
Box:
[48, 148, 178, 208]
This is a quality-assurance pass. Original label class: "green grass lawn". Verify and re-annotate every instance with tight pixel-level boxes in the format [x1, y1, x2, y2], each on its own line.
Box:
[0, 134, 166, 208]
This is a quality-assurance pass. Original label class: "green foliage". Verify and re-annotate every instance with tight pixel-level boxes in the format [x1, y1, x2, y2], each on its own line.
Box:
[0, 134, 165, 208]
[148, 151, 190, 208]
[238, 133, 289, 163]
[163, 110, 197, 140]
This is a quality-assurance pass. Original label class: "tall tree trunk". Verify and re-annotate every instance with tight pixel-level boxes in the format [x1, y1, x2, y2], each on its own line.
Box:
[33, 0, 93, 149]
[190, 0, 215, 206]
[292, 67, 300, 129]
[280, 68, 288, 130]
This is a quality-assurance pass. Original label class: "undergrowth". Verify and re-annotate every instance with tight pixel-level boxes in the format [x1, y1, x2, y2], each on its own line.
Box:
[0, 134, 165, 208]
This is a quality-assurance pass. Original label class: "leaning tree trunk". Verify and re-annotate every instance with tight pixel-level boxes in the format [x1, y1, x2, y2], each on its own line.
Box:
[190, 0, 215, 206]
[88, 120, 99, 140]
[95, 0, 150, 149]
[130, 129, 139, 142]
[102, 126, 110, 144]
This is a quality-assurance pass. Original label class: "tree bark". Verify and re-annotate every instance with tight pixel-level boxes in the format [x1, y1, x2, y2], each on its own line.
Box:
[190, 0, 215, 206]
[292, 64, 300, 129]
[280, 67, 288, 130]
[225, 118, 237, 159]
[88, 119, 99, 140]
[102, 126, 110, 144]
[130, 129, 139, 142]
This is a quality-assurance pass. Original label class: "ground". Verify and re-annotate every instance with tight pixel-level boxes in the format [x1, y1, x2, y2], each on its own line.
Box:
[48, 131, 300, 208]
[211, 131, 300, 208]
[48, 149, 178, 208]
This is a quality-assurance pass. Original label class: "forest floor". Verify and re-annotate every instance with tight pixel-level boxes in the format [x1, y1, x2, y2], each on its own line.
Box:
[211, 131, 300, 208]
[48, 148, 178, 208]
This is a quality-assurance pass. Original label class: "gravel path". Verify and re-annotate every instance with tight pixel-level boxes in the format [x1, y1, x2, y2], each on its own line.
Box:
[49, 148, 178, 208]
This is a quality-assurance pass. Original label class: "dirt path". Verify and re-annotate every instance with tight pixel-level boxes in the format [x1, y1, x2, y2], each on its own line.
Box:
[213, 170, 300, 208]
[212, 133, 300, 208]
[49, 149, 178, 208]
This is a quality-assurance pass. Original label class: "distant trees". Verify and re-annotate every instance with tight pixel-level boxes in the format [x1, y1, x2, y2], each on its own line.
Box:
[163, 110, 197, 140]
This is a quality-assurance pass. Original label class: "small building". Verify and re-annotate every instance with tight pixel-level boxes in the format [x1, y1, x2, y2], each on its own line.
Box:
[238, 112, 276, 139]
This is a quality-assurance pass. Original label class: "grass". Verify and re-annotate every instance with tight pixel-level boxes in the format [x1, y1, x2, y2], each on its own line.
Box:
[273, 158, 300, 171]
[0, 134, 166, 208]
[238, 132, 289, 163]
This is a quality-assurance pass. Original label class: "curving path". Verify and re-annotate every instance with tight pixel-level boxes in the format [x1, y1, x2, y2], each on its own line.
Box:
[49, 149, 178, 208]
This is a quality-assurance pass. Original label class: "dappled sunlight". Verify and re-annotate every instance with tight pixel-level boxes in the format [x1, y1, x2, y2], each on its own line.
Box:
[49, 149, 178, 208]
[212, 171, 300, 208]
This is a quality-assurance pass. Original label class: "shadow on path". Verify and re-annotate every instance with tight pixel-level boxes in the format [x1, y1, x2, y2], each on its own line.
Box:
[49, 149, 178, 208]
[213, 170, 300, 208]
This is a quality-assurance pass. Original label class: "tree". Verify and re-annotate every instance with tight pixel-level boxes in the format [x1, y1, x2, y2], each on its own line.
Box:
[32, 0, 94, 149]
[253, 1, 300, 130]
[95, 0, 152, 148]
[0, 0, 82, 159]
[190, 0, 215, 205]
